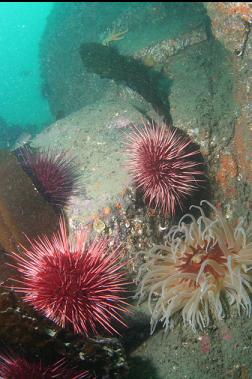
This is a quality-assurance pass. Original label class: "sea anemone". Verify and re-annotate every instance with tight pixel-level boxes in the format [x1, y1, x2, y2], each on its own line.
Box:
[0, 354, 88, 379]
[136, 201, 252, 333]
[125, 121, 205, 216]
[10, 219, 128, 336]
[16, 146, 80, 211]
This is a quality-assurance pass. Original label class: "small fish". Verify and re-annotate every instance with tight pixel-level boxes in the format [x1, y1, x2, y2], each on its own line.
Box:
[20, 69, 32, 78]
[107, 116, 133, 130]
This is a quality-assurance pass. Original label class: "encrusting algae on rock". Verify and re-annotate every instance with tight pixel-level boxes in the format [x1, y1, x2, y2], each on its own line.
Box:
[136, 201, 252, 333]
[93, 217, 106, 233]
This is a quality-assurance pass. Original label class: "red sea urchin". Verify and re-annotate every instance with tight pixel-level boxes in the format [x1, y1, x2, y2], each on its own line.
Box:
[0, 354, 88, 379]
[15, 146, 80, 211]
[11, 219, 128, 336]
[126, 121, 205, 216]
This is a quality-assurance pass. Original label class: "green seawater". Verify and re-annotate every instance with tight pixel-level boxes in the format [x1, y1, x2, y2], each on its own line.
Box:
[0, 2, 53, 127]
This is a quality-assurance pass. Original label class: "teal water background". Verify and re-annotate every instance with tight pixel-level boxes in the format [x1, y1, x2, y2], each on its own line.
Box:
[0, 2, 53, 127]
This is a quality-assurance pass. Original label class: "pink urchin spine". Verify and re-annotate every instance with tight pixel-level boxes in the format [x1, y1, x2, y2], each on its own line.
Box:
[0, 354, 89, 379]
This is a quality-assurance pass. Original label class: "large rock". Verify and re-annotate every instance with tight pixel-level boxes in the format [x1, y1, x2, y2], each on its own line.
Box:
[31, 96, 159, 228]
[204, 2, 252, 222]
[40, 2, 208, 119]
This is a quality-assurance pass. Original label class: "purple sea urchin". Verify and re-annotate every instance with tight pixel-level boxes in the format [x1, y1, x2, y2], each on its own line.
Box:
[136, 201, 252, 333]
[16, 146, 80, 210]
[126, 121, 205, 216]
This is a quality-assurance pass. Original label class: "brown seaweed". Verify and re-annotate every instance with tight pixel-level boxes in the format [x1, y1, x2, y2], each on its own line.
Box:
[0, 150, 60, 281]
